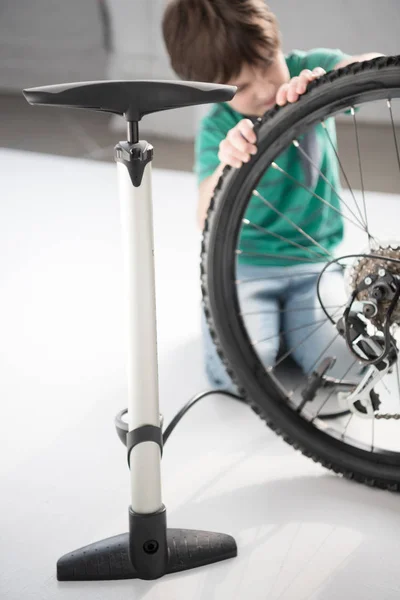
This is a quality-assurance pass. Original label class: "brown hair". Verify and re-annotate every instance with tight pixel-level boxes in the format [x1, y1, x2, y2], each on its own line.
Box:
[162, 0, 281, 84]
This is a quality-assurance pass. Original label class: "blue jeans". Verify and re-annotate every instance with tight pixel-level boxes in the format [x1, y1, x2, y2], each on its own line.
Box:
[202, 262, 362, 392]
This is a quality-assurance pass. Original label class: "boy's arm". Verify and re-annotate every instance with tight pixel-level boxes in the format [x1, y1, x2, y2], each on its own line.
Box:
[197, 118, 257, 230]
[334, 53, 385, 70]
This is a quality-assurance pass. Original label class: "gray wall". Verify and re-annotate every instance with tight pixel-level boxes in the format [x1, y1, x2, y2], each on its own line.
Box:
[1, 1, 399, 138]
[108, 0, 400, 135]
[268, 0, 400, 127]
[270, 0, 399, 58]
[0, 1, 106, 90]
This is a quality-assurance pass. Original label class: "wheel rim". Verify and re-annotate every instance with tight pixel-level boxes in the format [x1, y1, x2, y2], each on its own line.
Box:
[205, 68, 400, 462]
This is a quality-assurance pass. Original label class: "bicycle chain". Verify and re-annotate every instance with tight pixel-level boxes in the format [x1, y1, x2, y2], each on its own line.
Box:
[375, 413, 400, 420]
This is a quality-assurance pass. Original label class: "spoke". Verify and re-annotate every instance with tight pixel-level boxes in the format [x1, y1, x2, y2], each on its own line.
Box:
[313, 359, 358, 421]
[241, 304, 344, 317]
[236, 270, 327, 284]
[235, 263, 347, 285]
[250, 195, 340, 248]
[252, 190, 335, 257]
[236, 249, 319, 263]
[286, 304, 346, 395]
[292, 205, 325, 230]
[247, 204, 336, 249]
[252, 318, 328, 347]
[381, 380, 391, 395]
[251, 196, 323, 220]
[291, 331, 343, 398]
[273, 307, 344, 368]
[388, 99, 400, 175]
[252, 194, 328, 234]
[269, 162, 368, 234]
[341, 412, 354, 440]
[292, 139, 367, 230]
[242, 218, 329, 260]
[396, 359, 400, 412]
[351, 107, 372, 246]
[321, 120, 366, 227]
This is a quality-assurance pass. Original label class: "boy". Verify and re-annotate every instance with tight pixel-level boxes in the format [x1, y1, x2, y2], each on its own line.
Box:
[162, 0, 383, 391]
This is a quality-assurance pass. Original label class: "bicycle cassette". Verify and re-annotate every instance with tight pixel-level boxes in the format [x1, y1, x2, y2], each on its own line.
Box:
[346, 244, 400, 327]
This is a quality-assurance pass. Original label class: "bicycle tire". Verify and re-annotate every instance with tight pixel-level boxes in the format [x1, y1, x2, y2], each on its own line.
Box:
[201, 55, 400, 491]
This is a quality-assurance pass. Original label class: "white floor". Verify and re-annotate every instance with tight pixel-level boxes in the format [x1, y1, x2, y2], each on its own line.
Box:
[2, 148, 400, 600]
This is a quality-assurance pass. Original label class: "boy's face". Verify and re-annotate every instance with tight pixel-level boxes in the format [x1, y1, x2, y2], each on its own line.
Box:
[227, 50, 290, 117]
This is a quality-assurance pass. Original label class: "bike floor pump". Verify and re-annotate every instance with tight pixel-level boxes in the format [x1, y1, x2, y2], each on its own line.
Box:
[23, 79, 238, 581]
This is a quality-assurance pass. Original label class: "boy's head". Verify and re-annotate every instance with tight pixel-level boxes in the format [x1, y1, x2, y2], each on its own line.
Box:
[162, 0, 290, 117]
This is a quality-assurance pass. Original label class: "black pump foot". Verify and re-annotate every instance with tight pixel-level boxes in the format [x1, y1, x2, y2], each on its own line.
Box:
[57, 528, 237, 581]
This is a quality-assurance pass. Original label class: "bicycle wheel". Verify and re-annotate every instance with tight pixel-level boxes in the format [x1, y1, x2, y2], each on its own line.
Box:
[201, 55, 400, 491]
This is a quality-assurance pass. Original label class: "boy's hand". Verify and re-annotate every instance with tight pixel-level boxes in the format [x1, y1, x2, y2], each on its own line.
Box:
[218, 119, 258, 169]
[276, 67, 326, 106]
[219, 68, 327, 169]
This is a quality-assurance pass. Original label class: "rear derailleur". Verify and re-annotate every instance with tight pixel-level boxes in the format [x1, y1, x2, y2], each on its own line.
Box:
[301, 304, 398, 419]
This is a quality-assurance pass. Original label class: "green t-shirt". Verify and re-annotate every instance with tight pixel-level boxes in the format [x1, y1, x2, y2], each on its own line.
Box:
[195, 48, 350, 266]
